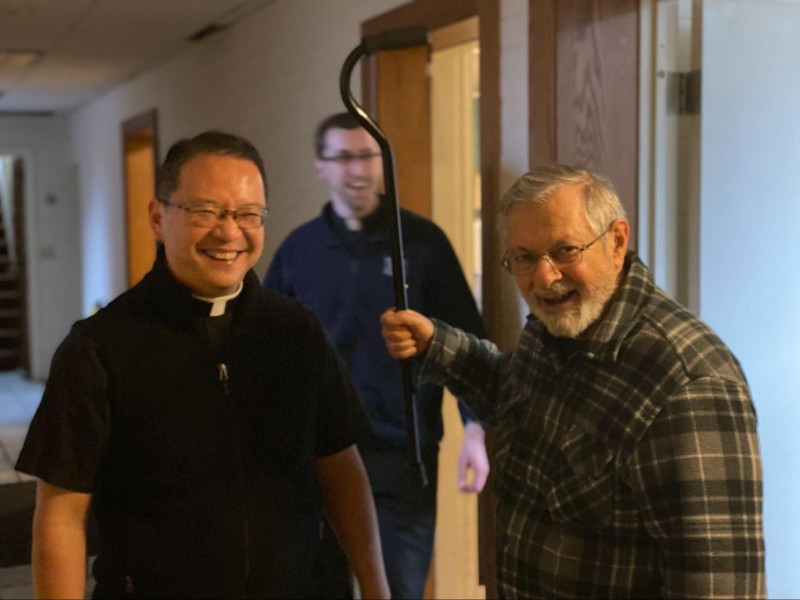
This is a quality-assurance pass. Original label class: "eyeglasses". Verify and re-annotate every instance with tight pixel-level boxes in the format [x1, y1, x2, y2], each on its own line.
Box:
[158, 199, 268, 230]
[501, 224, 613, 276]
[318, 152, 381, 166]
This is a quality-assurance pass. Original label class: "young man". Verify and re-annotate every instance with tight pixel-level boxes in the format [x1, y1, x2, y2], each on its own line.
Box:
[382, 164, 766, 598]
[16, 131, 389, 599]
[264, 113, 490, 599]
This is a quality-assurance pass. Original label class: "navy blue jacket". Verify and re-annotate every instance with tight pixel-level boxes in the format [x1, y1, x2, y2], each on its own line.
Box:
[265, 201, 486, 449]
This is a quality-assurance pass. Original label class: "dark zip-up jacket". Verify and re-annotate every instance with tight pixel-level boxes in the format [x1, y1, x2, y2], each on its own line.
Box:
[265, 201, 486, 449]
[17, 251, 363, 598]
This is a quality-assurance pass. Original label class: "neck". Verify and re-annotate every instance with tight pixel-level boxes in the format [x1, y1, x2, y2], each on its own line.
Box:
[330, 195, 379, 221]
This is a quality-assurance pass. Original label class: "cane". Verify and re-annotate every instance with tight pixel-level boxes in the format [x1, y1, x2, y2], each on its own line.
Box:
[339, 27, 430, 487]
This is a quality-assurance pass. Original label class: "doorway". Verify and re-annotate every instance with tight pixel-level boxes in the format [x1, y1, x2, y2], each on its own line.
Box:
[122, 110, 159, 288]
[0, 155, 29, 374]
[362, 2, 501, 596]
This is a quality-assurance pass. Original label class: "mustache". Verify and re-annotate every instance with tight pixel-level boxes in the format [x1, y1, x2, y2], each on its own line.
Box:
[534, 281, 574, 297]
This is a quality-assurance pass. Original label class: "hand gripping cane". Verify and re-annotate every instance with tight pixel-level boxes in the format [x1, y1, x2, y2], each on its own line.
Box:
[339, 27, 430, 487]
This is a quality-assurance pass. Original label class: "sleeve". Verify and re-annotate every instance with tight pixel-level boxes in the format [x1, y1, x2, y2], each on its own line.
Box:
[626, 377, 766, 599]
[420, 223, 488, 425]
[15, 329, 111, 493]
[420, 319, 508, 426]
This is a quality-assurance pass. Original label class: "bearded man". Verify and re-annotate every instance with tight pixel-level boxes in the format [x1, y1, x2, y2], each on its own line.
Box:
[380, 164, 765, 599]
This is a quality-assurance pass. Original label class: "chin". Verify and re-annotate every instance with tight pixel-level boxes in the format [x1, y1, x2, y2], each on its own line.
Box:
[533, 298, 601, 339]
[538, 313, 587, 339]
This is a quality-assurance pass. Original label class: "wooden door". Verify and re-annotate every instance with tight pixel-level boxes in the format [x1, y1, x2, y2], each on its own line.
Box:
[529, 0, 640, 246]
[122, 110, 159, 288]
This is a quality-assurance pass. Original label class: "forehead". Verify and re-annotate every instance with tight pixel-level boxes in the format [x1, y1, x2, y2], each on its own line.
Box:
[176, 154, 265, 200]
[322, 127, 379, 153]
[506, 184, 593, 248]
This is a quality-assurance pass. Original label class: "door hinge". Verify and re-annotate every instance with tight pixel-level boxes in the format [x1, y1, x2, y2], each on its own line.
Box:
[665, 69, 701, 116]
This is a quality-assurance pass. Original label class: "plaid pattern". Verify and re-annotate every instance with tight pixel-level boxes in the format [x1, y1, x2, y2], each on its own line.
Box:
[421, 253, 765, 599]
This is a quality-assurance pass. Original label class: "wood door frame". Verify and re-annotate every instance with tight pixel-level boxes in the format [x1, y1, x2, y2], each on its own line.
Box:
[121, 109, 159, 288]
[363, 0, 502, 349]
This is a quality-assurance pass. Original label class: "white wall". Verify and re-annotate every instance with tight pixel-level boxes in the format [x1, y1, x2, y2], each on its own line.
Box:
[68, 0, 408, 316]
[0, 115, 81, 380]
[699, 2, 800, 597]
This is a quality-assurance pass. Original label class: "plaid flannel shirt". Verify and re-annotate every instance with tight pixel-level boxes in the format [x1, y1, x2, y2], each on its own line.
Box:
[420, 252, 765, 599]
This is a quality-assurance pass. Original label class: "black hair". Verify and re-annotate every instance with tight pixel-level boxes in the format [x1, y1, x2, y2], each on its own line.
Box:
[156, 130, 268, 201]
[313, 112, 361, 158]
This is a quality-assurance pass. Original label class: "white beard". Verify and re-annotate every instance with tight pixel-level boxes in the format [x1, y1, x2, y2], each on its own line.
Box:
[529, 267, 618, 339]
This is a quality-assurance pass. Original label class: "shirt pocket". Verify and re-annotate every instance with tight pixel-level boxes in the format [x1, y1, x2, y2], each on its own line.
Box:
[545, 424, 616, 530]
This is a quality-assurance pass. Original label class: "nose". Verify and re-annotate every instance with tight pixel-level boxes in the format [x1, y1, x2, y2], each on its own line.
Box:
[527, 254, 562, 288]
[347, 156, 371, 175]
[211, 213, 243, 238]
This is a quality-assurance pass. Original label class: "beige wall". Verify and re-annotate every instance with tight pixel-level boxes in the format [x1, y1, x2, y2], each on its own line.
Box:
[67, 0, 529, 320]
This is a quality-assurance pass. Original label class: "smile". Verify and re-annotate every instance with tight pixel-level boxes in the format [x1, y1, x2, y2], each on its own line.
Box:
[203, 250, 240, 261]
[540, 289, 577, 307]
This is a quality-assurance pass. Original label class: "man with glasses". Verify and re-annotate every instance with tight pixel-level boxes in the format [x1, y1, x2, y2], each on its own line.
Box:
[16, 131, 389, 599]
[381, 164, 766, 598]
[264, 112, 490, 599]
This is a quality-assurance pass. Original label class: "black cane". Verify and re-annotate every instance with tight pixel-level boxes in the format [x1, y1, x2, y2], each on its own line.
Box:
[339, 27, 430, 487]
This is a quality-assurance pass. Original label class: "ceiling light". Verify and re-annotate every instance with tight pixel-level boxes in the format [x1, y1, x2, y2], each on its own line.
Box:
[0, 49, 41, 69]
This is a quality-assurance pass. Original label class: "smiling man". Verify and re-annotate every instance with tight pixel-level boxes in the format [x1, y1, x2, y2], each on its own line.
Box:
[265, 112, 489, 599]
[16, 131, 389, 599]
[381, 164, 766, 598]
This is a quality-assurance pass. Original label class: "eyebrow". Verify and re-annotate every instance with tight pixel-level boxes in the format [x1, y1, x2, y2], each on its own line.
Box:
[511, 239, 576, 253]
[188, 198, 265, 208]
[326, 148, 377, 155]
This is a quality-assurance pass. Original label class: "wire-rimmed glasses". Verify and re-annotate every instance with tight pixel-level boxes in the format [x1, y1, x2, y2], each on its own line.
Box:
[158, 199, 268, 230]
[501, 224, 613, 276]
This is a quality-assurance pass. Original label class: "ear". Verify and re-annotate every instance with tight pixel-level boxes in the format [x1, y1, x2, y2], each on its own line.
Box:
[609, 219, 629, 269]
[149, 199, 165, 242]
[314, 159, 326, 179]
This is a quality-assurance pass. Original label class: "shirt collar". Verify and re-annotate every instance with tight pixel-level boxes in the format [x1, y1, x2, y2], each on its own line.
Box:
[192, 282, 244, 317]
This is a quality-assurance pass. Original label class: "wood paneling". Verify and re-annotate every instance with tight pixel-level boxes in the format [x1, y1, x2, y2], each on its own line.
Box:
[530, 0, 639, 245]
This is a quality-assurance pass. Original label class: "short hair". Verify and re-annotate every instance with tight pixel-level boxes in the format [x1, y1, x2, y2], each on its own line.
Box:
[497, 164, 626, 238]
[156, 130, 268, 201]
[314, 112, 362, 158]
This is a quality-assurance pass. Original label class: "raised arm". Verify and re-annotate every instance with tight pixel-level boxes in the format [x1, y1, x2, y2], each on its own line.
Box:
[31, 479, 92, 600]
[380, 308, 435, 359]
[314, 445, 390, 599]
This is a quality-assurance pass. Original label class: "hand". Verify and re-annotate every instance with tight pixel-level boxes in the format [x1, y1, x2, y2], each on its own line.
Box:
[457, 421, 490, 493]
[380, 308, 435, 359]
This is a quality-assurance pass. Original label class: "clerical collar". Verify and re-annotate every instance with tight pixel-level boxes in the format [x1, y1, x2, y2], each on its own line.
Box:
[344, 218, 362, 231]
[329, 199, 384, 235]
[192, 282, 244, 317]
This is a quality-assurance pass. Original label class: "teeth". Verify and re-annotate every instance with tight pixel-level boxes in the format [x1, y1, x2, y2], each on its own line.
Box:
[206, 251, 238, 261]
[541, 291, 574, 305]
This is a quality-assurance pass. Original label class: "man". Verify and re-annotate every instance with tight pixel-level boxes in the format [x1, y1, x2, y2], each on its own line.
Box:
[264, 112, 490, 598]
[16, 131, 389, 599]
[381, 164, 766, 598]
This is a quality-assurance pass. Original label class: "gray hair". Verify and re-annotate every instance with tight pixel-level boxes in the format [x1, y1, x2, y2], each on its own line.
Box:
[497, 164, 626, 238]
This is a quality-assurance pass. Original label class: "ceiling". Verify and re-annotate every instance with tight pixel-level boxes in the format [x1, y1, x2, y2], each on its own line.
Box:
[0, 0, 274, 115]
